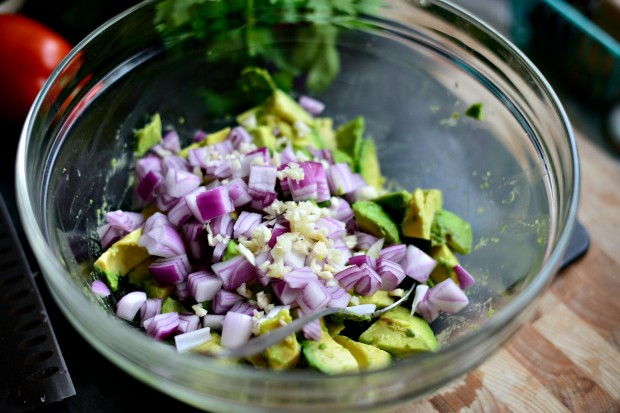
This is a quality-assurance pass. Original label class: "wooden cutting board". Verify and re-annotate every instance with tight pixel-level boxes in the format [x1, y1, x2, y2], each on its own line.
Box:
[399, 132, 620, 412]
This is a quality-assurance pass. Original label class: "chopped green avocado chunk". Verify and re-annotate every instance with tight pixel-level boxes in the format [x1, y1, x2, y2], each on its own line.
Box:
[357, 138, 383, 190]
[134, 114, 162, 156]
[359, 306, 439, 357]
[314, 117, 337, 150]
[373, 190, 412, 224]
[429, 244, 460, 285]
[335, 116, 364, 159]
[142, 278, 174, 299]
[358, 290, 395, 308]
[352, 201, 401, 244]
[267, 89, 314, 126]
[464, 102, 484, 120]
[257, 309, 301, 370]
[331, 148, 355, 170]
[161, 296, 186, 314]
[222, 239, 240, 261]
[238, 66, 277, 103]
[302, 327, 358, 374]
[401, 188, 443, 240]
[93, 228, 150, 291]
[249, 125, 277, 150]
[430, 209, 473, 254]
[334, 335, 392, 370]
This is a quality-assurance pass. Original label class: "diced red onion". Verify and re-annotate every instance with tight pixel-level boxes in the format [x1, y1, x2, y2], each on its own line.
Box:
[116, 291, 147, 321]
[249, 190, 277, 211]
[211, 239, 229, 263]
[417, 279, 469, 322]
[355, 231, 379, 251]
[332, 239, 352, 265]
[354, 263, 382, 296]
[186, 185, 234, 222]
[168, 198, 193, 227]
[106, 210, 144, 233]
[210, 140, 234, 156]
[174, 327, 212, 353]
[410, 284, 429, 316]
[203, 314, 225, 329]
[155, 191, 178, 212]
[348, 254, 377, 270]
[205, 159, 233, 180]
[271, 280, 301, 306]
[221, 311, 253, 348]
[268, 223, 288, 248]
[326, 163, 357, 196]
[315, 217, 346, 239]
[298, 95, 325, 116]
[187, 271, 223, 302]
[212, 255, 257, 290]
[302, 318, 322, 341]
[329, 198, 354, 223]
[280, 145, 297, 164]
[326, 283, 351, 308]
[150, 144, 173, 158]
[193, 129, 207, 142]
[177, 313, 200, 334]
[403, 245, 436, 283]
[161, 155, 189, 175]
[187, 146, 210, 169]
[334, 266, 365, 291]
[226, 178, 252, 208]
[298, 280, 331, 312]
[165, 169, 201, 198]
[249, 165, 278, 193]
[139, 214, 186, 258]
[146, 312, 180, 340]
[379, 244, 407, 264]
[229, 301, 259, 316]
[254, 251, 271, 286]
[136, 170, 163, 202]
[454, 264, 475, 289]
[97, 223, 123, 250]
[284, 267, 316, 289]
[376, 258, 406, 291]
[210, 213, 234, 238]
[343, 174, 368, 203]
[228, 126, 253, 149]
[175, 280, 191, 302]
[162, 130, 181, 153]
[182, 221, 207, 261]
[211, 290, 243, 314]
[139, 298, 162, 326]
[233, 211, 262, 239]
[247, 147, 270, 163]
[283, 250, 306, 270]
[91, 279, 111, 297]
[135, 154, 162, 180]
[149, 254, 191, 285]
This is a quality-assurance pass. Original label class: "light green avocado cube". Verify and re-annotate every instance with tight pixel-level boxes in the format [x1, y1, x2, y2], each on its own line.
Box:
[134, 114, 162, 156]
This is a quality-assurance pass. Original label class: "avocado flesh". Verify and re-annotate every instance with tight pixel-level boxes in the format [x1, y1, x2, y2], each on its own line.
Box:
[134, 113, 162, 156]
[268, 89, 314, 126]
[315, 117, 337, 150]
[257, 309, 301, 370]
[334, 335, 392, 370]
[357, 138, 383, 190]
[142, 278, 174, 299]
[373, 190, 411, 224]
[429, 244, 460, 285]
[335, 116, 364, 159]
[401, 188, 443, 239]
[359, 306, 439, 357]
[302, 328, 358, 374]
[358, 290, 395, 308]
[430, 209, 473, 254]
[249, 125, 277, 151]
[93, 228, 150, 291]
[331, 148, 355, 170]
[161, 296, 186, 314]
[352, 201, 401, 244]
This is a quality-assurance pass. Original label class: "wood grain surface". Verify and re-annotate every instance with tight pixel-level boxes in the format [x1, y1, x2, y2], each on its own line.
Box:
[399, 132, 620, 413]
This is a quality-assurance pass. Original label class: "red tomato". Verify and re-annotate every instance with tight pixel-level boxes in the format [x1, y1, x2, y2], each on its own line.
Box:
[0, 14, 72, 123]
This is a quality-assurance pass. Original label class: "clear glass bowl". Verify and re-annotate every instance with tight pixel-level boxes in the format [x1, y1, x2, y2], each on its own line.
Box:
[16, 1, 579, 411]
